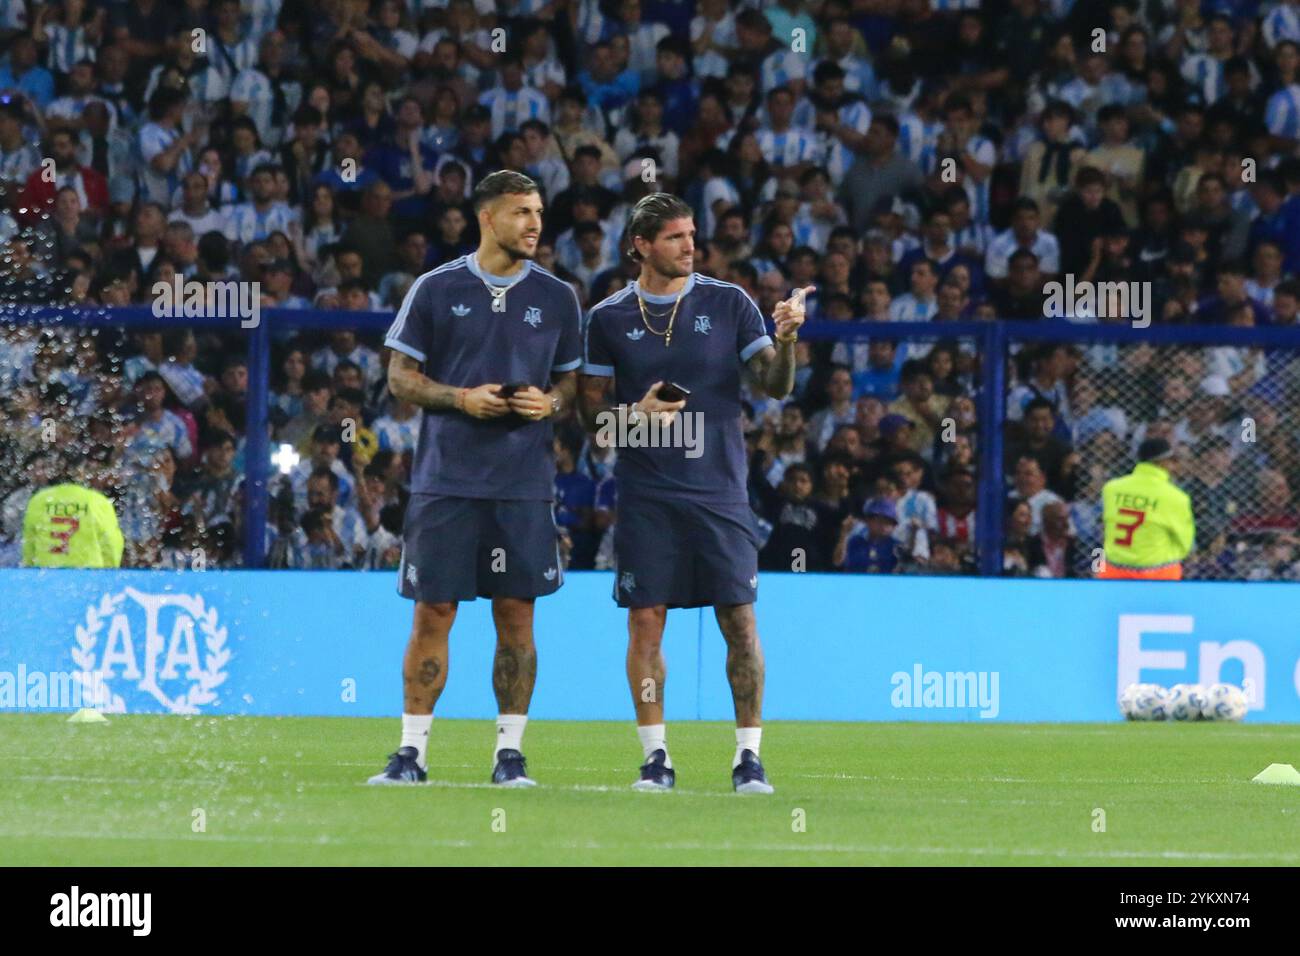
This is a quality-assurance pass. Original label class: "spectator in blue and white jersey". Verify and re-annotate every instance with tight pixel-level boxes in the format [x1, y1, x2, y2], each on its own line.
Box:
[129, 372, 193, 465]
[372, 397, 422, 454]
[231, 31, 303, 151]
[44, 61, 110, 130]
[140, 28, 229, 109]
[282, 426, 356, 513]
[944, 188, 994, 259]
[479, 53, 550, 141]
[242, 0, 283, 44]
[613, 90, 680, 178]
[790, 167, 845, 252]
[1266, 41, 1300, 147]
[756, 86, 818, 176]
[137, 88, 196, 207]
[889, 259, 941, 322]
[817, 17, 876, 99]
[615, 0, 671, 84]
[225, 163, 298, 245]
[1264, 0, 1300, 49]
[0, 99, 39, 187]
[33, 1, 100, 78]
[1181, 15, 1258, 104]
[208, 0, 260, 87]
[303, 467, 369, 566]
[985, 198, 1060, 280]
[898, 82, 946, 167]
[692, 0, 738, 80]
[370, 0, 419, 69]
[931, 94, 996, 224]
[312, 331, 384, 393]
[733, 8, 806, 97]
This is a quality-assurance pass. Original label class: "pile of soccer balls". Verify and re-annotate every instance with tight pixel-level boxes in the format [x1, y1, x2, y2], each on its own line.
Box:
[1119, 683, 1249, 721]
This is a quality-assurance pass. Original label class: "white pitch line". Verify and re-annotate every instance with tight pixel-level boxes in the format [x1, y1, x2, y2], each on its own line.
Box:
[0, 829, 1292, 862]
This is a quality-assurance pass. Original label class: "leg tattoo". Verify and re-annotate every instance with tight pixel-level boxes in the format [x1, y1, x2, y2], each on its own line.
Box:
[492, 641, 537, 713]
[716, 605, 765, 726]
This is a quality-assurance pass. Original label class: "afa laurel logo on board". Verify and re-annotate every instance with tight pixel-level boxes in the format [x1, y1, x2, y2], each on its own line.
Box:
[69, 589, 232, 714]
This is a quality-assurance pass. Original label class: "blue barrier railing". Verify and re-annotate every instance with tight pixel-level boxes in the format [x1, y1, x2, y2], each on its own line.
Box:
[8, 304, 1300, 573]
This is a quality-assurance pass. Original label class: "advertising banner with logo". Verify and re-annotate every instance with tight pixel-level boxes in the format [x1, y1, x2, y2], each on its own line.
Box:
[1, 570, 1297, 721]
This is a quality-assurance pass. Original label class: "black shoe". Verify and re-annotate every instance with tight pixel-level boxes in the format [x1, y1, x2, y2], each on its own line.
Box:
[491, 749, 537, 787]
[631, 749, 676, 791]
[366, 746, 427, 785]
[732, 749, 774, 794]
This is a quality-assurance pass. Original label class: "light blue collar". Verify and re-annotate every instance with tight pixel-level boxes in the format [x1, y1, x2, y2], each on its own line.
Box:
[633, 273, 695, 304]
[467, 252, 532, 286]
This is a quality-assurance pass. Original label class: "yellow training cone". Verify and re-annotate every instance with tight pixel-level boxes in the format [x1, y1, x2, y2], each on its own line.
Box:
[1251, 763, 1300, 785]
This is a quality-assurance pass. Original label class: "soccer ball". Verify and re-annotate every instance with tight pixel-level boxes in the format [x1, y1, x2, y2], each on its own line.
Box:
[1201, 683, 1248, 722]
[1119, 683, 1143, 719]
[1122, 683, 1169, 721]
[1167, 683, 1208, 721]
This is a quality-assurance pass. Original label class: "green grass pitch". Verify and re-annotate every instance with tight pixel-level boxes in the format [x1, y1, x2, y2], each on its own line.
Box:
[1, 715, 1297, 865]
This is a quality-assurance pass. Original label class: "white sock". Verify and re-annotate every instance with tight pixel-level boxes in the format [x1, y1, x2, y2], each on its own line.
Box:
[734, 727, 762, 768]
[495, 714, 528, 757]
[637, 723, 671, 768]
[401, 713, 433, 769]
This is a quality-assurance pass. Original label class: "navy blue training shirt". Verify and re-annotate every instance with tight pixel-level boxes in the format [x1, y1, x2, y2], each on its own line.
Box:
[385, 254, 583, 501]
[583, 274, 773, 504]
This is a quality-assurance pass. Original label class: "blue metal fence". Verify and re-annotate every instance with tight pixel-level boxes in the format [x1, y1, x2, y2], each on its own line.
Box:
[7, 304, 1300, 574]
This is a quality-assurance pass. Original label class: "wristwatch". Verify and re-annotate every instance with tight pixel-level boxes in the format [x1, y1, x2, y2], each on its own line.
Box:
[627, 402, 645, 427]
[550, 394, 561, 416]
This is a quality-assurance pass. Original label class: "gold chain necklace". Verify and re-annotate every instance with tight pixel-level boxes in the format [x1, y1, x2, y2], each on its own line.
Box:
[637, 284, 685, 348]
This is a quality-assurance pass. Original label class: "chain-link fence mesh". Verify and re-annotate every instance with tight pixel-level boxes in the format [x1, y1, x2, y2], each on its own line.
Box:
[747, 330, 985, 577]
[262, 324, 406, 572]
[1003, 338, 1300, 580]
[0, 320, 250, 570]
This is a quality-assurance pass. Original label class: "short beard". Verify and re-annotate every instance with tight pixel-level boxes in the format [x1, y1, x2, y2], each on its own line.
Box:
[500, 238, 536, 262]
[648, 252, 692, 280]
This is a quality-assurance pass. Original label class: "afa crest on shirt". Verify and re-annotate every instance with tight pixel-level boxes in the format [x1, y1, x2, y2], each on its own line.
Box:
[694, 316, 712, 334]
[524, 306, 542, 327]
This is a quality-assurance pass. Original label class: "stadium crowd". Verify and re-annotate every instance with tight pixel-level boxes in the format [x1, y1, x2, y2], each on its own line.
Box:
[0, 0, 1298, 578]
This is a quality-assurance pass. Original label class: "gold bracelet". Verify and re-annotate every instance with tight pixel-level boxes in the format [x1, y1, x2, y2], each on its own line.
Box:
[775, 332, 799, 344]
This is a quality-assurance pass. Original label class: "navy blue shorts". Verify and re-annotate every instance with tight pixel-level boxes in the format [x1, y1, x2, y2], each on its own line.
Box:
[398, 495, 562, 603]
[613, 496, 760, 609]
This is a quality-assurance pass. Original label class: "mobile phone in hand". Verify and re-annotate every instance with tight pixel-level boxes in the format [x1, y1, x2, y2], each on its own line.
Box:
[656, 382, 691, 403]
[497, 382, 530, 398]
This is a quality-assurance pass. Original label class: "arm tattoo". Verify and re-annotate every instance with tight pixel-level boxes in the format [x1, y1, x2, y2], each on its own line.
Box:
[388, 352, 461, 411]
[550, 371, 578, 418]
[747, 341, 798, 399]
[577, 374, 615, 432]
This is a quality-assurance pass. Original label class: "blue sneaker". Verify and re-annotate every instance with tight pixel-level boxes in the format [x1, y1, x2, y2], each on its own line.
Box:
[366, 746, 427, 785]
[732, 749, 774, 794]
[491, 749, 537, 787]
[631, 749, 676, 791]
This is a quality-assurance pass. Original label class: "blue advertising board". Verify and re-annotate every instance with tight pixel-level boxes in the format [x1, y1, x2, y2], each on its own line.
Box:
[1, 570, 1297, 721]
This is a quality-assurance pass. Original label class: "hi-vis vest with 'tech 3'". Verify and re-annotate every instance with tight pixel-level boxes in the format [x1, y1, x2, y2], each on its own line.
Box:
[1100, 461, 1195, 570]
